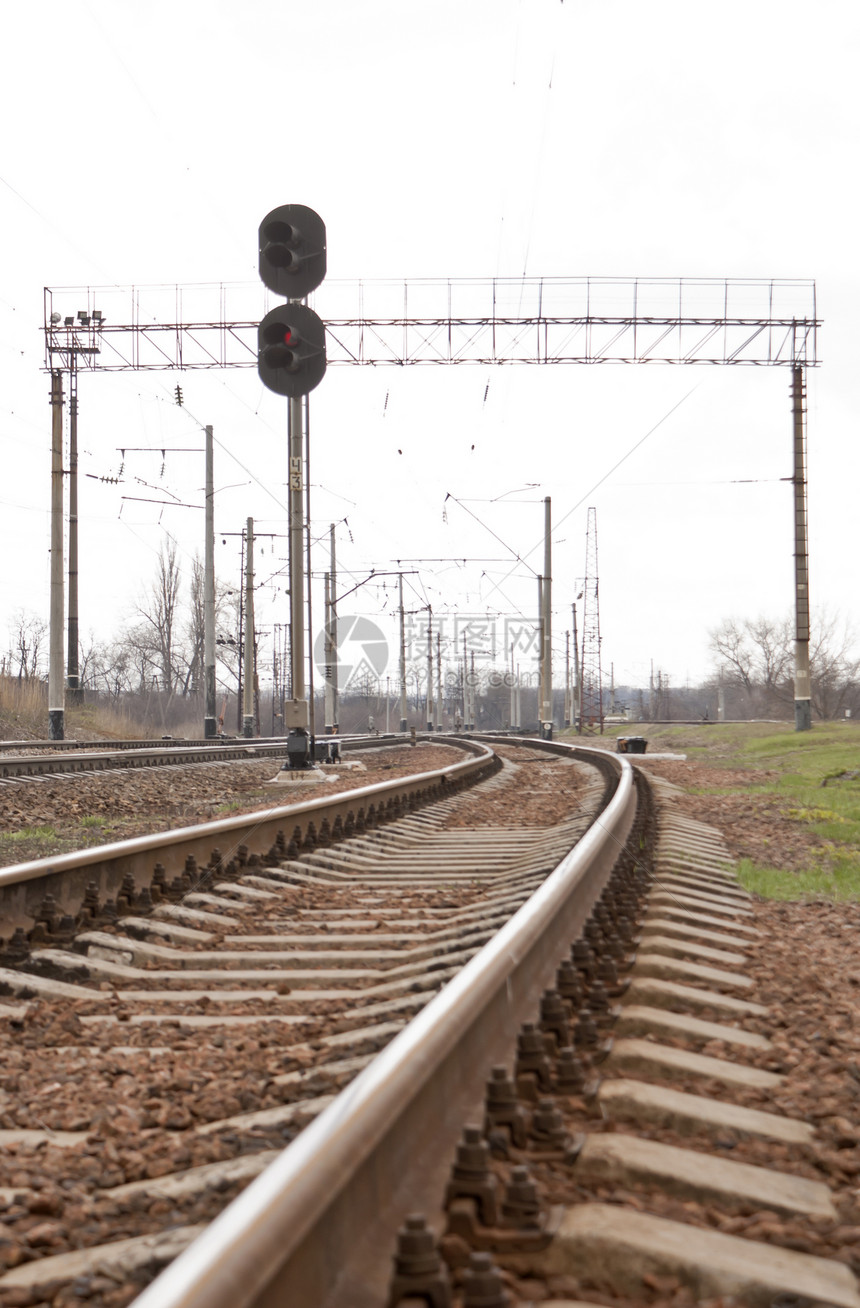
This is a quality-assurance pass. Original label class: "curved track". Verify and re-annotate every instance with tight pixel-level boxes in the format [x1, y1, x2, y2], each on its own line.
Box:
[0, 738, 613, 1304]
[1, 738, 856, 1308]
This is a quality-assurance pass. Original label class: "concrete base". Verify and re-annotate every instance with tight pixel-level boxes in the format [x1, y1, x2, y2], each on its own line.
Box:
[529, 1204, 860, 1308]
[604, 1036, 782, 1089]
[268, 767, 333, 786]
[0, 1226, 207, 1296]
[575, 1132, 835, 1219]
[597, 1077, 815, 1145]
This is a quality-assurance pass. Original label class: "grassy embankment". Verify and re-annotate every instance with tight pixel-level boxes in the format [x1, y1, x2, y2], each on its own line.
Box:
[591, 721, 860, 902]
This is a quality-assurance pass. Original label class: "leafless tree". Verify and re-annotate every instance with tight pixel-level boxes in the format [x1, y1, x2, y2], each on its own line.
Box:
[136, 539, 182, 696]
[7, 609, 47, 679]
[709, 610, 860, 720]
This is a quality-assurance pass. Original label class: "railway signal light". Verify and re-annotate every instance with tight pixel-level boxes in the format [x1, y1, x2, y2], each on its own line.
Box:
[257, 303, 327, 397]
[259, 204, 326, 299]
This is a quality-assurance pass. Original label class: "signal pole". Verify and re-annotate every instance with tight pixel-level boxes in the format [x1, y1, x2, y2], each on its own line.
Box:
[287, 396, 308, 751]
[257, 204, 327, 769]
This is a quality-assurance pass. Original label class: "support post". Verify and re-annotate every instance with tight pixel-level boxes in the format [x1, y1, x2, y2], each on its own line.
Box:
[435, 629, 442, 731]
[324, 570, 335, 733]
[283, 393, 310, 765]
[426, 609, 434, 730]
[470, 650, 476, 730]
[48, 371, 65, 740]
[398, 573, 407, 732]
[243, 517, 255, 737]
[572, 603, 580, 734]
[329, 522, 338, 732]
[510, 642, 516, 730]
[203, 425, 217, 738]
[541, 496, 552, 735]
[564, 631, 571, 728]
[67, 359, 80, 702]
[792, 366, 812, 731]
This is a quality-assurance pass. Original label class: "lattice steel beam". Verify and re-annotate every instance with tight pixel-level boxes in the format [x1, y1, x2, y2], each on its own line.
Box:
[44, 276, 820, 372]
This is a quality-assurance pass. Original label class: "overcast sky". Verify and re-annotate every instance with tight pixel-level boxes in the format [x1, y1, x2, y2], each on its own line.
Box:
[1, 0, 856, 703]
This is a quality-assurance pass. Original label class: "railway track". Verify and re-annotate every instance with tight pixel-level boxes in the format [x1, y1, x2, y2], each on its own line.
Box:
[0, 739, 298, 782]
[0, 737, 857, 1308]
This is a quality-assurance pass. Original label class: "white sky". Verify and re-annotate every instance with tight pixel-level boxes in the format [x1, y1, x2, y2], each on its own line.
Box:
[1, 0, 857, 698]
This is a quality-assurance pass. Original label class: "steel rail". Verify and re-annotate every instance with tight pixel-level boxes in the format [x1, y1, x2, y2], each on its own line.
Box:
[0, 741, 292, 779]
[131, 740, 636, 1308]
[0, 736, 494, 935]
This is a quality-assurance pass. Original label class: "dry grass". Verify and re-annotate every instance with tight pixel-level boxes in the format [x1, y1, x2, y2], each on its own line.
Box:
[0, 677, 148, 742]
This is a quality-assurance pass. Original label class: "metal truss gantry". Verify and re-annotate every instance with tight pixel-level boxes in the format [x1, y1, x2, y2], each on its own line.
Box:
[44, 276, 819, 372]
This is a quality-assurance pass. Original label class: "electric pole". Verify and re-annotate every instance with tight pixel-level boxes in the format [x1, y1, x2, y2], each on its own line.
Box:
[792, 366, 812, 731]
[398, 573, 407, 732]
[203, 425, 217, 739]
[541, 495, 552, 735]
[329, 523, 338, 732]
[426, 608, 434, 730]
[571, 603, 580, 732]
[48, 371, 65, 740]
[243, 517, 255, 737]
[564, 631, 571, 728]
[510, 642, 517, 729]
[67, 359, 80, 702]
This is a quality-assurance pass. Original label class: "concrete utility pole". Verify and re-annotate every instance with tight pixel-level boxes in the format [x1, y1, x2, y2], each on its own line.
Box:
[510, 642, 517, 729]
[541, 496, 552, 733]
[203, 425, 217, 739]
[398, 573, 408, 732]
[572, 603, 580, 733]
[324, 571, 335, 733]
[328, 523, 338, 732]
[564, 631, 571, 728]
[48, 371, 65, 740]
[792, 367, 812, 731]
[66, 362, 80, 702]
[435, 630, 442, 731]
[243, 517, 255, 737]
[470, 651, 476, 730]
[426, 609, 434, 730]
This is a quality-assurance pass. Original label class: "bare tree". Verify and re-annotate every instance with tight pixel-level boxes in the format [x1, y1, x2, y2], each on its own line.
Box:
[7, 609, 48, 679]
[809, 612, 860, 720]
[136, 540, 182, 696]
[709, 611, 860, 720]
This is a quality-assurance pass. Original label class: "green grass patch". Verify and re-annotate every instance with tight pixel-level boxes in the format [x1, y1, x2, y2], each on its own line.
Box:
[0, 825, 58, 842]
[626, 721, 860, 902]
[736, 854, 860, 902]
[79, 814, 108, 829]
